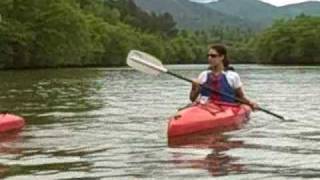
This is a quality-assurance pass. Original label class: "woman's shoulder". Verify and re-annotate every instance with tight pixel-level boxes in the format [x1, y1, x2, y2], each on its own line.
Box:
[199, 70, 211, 76]
[224, 70, 242, 88]
[224, 70, 240, 78]
[197, 70, 210, 83]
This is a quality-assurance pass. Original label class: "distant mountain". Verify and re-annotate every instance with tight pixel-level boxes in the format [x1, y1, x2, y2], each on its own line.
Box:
[133, 0, 259, 30]
[281, 2, 320, 17]
[206, 0, 320, 25]
[133, 0, 320, 30]
[206, 0, 287, 24]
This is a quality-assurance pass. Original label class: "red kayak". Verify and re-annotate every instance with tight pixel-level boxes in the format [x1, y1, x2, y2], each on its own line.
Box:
[168, 101, 251, 138]
[0, 113, 25, 133]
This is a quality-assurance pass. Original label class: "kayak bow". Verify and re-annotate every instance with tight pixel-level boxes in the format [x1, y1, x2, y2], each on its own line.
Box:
[168, 101, 251, 137]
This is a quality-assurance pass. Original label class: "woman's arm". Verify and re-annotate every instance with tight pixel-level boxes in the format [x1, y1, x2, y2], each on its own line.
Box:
[189, 80, 200, 102]
[235, 87, 258, 109]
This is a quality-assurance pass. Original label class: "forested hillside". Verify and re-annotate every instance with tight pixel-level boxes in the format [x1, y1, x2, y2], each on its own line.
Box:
[253, 15, 320, 64]
[0, 0, 199, 68]
[133, 0, 257, 30]
[135, 0, 320, 29]
[0, 0, 319, 69]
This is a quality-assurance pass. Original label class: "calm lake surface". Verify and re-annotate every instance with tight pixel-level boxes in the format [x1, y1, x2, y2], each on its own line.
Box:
[0, 65, 319, 179]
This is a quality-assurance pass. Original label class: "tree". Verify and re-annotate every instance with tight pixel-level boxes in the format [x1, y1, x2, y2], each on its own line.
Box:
[253, 15, 320, 64]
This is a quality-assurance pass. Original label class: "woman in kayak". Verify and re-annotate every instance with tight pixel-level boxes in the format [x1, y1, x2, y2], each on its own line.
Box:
[189, 44, 258, 109]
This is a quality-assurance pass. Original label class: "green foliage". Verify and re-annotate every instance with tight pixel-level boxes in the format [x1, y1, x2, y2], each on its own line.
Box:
[134, 0, 256, 30]
[134, 0, 320, 30]
[253, 15, 320, 64]
[7, 0, 316, 68]
[0, 0, 181, 69]
[107, 0, 178, 37]
[0, 18, 34, 68]
[0, 0, 106, 68]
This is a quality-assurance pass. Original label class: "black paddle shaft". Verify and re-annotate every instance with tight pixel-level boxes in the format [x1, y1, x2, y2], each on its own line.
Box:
[166, 70, 285, 120]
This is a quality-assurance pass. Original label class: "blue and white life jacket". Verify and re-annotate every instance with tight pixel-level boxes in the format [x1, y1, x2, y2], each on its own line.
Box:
[200, 72, 237, 103]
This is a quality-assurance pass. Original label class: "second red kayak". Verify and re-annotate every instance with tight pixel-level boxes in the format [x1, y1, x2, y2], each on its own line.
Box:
[0, 113, 25, 133]
[168, 101, 251, 138]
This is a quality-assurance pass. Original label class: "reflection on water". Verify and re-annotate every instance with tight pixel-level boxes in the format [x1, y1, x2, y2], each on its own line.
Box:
[0, 132, 23, 154]
[0, 65, 319, 179]
[169, 131, 245, 177]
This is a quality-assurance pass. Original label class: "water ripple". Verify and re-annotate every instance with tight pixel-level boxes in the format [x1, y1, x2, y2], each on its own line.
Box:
[0, 66, 319, 179]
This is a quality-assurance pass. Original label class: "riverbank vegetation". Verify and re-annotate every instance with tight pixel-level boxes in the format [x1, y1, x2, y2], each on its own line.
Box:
[252, 15, 320, 64]
[0, 0, 318, 69]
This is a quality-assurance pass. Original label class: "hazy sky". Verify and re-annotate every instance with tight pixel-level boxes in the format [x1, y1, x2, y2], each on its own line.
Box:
[191, 0, 320, 6]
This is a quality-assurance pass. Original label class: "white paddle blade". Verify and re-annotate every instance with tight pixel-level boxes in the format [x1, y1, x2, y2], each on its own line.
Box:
[127, 50, 168, 75]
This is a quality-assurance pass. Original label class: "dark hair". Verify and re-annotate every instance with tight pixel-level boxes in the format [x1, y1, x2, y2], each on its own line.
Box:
[209, 44, 233, 71]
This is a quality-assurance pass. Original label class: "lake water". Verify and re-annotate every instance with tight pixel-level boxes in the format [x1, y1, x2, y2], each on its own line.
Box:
[0, 65, 319, 179]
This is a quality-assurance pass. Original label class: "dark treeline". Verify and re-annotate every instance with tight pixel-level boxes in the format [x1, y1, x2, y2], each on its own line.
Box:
[252, 15, 320, 64]
[0, 0, 256, 69]
[0, 0, 318, 69]
[0, 0, 202, 69]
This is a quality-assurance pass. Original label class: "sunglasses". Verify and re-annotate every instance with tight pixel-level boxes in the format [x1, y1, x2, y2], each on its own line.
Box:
[207, 53, 220, 58]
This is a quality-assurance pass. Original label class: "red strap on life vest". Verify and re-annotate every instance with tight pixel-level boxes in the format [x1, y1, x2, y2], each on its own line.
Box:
[210, 74, 221, 101]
